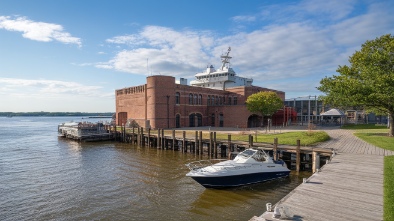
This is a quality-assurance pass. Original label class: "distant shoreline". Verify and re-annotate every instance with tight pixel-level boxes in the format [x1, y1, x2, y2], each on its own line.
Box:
[0, 112, 114, 117]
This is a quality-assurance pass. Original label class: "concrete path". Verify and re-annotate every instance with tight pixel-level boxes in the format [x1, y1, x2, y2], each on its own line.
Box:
[251, 127, 393, 221]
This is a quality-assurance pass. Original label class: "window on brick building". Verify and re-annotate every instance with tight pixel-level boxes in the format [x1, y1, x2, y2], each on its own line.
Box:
[198, 94, 202, 105]
[215, 96, 219, 105]
[228, 97, 232, 105]
[212, 96, 215, 106]
[211, 114, 215, 126]
[194, 94, 197, 105]
[176, 114, 180, 128]
[233, 97, 238, 105]
[189, 94, 193, 105]
[207, 96, 211, 106]
[175, 92, 180, 104]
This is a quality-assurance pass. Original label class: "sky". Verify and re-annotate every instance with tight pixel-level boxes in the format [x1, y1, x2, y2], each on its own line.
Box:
[1, 0, 393, 112]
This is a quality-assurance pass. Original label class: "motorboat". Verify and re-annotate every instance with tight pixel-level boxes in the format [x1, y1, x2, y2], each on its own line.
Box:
[185, 148, 290, 188]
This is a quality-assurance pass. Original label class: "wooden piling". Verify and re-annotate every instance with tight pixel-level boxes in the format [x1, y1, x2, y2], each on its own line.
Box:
[158, 129, 161, 148]
[209, 132, 213, 158]
[214, 132, 217, 159]
[227, 134, 232, 154]
[172, 130, 175, 151]
[195, 131, 198, 155]
[161, 129, 165, 149]
[296, 139, 301, 172]
[141, 127, 144, 146]
[137, 127, 140, 145]
[148, 128, 151, 147]
[182, 131, 186, 153]
[312, 151, 320, 173]
[273, 138, 278, 161]
[199, 131, 203, 155]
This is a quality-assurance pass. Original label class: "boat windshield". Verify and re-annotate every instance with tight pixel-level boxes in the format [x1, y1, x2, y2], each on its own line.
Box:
[240, 149, 256, 157]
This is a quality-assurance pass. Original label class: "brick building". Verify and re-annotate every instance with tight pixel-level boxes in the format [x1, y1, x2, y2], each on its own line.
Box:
[115, 47, 288, 129]
[115, 75, 287, 129]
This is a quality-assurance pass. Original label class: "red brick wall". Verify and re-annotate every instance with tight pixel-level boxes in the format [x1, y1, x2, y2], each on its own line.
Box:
[115, 75, 285, 129]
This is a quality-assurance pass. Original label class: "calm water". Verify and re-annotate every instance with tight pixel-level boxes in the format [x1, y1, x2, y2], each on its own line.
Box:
[0, 117, 310, 221]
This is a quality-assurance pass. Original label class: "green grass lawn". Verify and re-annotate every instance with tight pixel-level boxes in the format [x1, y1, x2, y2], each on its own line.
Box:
[341, 124, 394, 151]
[142, 129, 329, 146]
[342, 124, 394, 220]
[384, 156, 394, 221]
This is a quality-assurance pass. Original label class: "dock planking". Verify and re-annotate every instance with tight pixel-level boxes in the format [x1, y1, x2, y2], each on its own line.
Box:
[253, 128, 393, 221]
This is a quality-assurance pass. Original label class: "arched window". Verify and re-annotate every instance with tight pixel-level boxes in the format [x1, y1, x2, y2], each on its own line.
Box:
[198, 94, 202, 105]
[207, 95, 211, 106]
[194, 94, 197, 105]
[233, 97, 238, 105]
[175, 92, 180, 104]
[189, 94, 193, 105]
[212, 96, 215, 106]
[176, 114, 180, 128]
[215, 96, 219, 105]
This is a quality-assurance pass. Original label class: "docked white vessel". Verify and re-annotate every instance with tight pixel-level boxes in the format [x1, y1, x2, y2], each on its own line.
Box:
[190, 47, 253, 90]
[186, 148, 290, 188]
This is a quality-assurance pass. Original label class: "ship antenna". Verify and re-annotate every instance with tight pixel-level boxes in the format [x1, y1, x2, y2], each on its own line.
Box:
[220, 47, 232, 70]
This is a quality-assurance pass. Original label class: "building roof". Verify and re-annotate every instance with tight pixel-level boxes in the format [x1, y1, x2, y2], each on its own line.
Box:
[320, 108, 345, 116]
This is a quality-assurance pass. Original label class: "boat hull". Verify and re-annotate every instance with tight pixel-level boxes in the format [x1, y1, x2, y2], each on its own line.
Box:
[189, 170, 290, 188]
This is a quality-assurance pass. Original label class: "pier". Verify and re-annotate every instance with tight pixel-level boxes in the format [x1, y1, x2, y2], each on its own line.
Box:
[59, 124, 333, 172]
[111, 126, 332, 172]
[252, 128, 394, 221]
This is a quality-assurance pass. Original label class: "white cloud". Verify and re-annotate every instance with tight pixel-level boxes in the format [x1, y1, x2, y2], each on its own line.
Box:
[0, 78, 105, 97]
[99, 1, 393, 98]
[0, 15, 81, 46]
[231, 15, 256, 22]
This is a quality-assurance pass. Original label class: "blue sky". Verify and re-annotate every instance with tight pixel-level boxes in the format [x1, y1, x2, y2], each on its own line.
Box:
[1, 0, 393, 112]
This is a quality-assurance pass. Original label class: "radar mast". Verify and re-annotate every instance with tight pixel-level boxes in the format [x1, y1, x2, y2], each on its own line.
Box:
[220, 47, 232, 70]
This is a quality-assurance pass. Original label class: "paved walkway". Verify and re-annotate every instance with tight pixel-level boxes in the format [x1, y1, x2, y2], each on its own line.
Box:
[251, 127, 393, 221]
[316, 128, 394, 156]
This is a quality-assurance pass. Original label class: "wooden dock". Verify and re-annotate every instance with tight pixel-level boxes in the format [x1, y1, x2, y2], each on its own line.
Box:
[252, 129, 394, 221]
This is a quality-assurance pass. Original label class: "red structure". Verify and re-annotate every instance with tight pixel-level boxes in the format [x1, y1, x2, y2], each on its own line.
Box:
[115, 75, 286, 129]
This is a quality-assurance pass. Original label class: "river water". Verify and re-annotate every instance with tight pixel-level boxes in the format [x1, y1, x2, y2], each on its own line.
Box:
[0, 117, 310, 221]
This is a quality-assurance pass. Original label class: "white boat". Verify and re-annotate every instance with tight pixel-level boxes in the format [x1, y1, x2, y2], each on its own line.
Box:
[189, 47, 253, 90]
[186, 148, 290, 188]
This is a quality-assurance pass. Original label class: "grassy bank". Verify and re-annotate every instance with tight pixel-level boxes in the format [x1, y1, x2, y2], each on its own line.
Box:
[342, 124, 394, 220]
[341, 124, 394, 151]
[139, 129, 329, 146]
[384, 156, 394, 221]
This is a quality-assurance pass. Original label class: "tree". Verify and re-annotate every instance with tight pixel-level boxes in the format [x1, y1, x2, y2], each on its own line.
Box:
[317, 34, 394, 136]
[246, 91, 283, 127]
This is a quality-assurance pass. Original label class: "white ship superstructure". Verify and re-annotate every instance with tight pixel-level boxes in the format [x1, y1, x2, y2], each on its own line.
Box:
[190, 47, 253, 90]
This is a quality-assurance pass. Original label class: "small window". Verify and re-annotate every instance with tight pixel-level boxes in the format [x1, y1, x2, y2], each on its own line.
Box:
[175, 92, 180, 104]
[189, 94, 193, 105]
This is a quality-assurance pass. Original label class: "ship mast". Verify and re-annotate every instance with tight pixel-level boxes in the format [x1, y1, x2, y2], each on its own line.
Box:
[220, 47, 232, 70]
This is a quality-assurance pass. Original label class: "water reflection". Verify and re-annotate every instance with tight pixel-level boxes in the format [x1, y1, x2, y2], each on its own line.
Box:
[0, 117, 311, 221]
